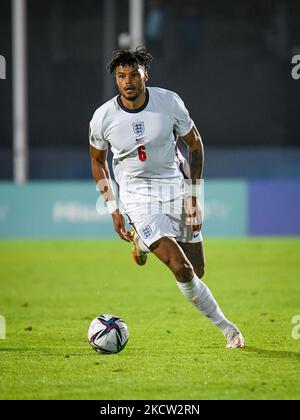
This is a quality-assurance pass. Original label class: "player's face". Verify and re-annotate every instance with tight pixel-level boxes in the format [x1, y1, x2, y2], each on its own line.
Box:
[115, 65, 148, 102]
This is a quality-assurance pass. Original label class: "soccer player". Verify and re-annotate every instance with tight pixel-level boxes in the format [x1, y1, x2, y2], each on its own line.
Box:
[89, 47, 244, 349]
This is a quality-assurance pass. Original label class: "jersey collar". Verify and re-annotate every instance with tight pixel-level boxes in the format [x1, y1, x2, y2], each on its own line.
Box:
[117, 88, 149, 113]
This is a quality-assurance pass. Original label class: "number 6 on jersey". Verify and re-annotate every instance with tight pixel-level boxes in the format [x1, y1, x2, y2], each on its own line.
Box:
[138, 145, 147, 161]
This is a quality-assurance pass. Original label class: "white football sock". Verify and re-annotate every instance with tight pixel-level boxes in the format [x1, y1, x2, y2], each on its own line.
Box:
[177, 274, 234, 334]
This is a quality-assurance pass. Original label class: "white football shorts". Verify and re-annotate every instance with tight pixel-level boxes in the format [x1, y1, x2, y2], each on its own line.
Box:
[115, 155, 203, 249]
[123, 194, 203, 249]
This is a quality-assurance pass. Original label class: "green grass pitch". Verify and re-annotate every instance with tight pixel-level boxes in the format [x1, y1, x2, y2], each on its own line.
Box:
[0, 238, 299, 400]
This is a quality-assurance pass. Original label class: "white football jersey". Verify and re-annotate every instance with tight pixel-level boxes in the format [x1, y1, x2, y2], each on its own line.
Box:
[89, 87, 194, 184]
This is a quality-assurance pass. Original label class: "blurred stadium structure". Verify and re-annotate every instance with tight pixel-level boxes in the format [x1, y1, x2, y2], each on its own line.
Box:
[0, 0, 300, 237]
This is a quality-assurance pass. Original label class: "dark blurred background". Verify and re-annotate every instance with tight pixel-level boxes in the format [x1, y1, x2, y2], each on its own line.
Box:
[1, 0, 300, 180]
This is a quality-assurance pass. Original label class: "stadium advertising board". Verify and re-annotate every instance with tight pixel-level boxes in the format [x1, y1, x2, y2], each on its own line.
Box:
[0, 180, 299, 237]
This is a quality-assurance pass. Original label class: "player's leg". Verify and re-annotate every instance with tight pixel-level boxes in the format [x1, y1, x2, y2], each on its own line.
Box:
[128, 230, 206, 273]
[150, 236, 194, 282]
[125, 200, 244, 348]
[150, 236, 244, 348]
[177, 241, 205, 279]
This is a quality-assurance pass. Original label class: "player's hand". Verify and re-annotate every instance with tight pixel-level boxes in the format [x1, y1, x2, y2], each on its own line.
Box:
[185, 196, 202, 232]
[112, 212, 132, 242]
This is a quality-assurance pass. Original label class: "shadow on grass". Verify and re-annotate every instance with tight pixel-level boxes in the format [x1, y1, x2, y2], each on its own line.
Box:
[0, 347, 91, 357]
[244, 346, 300, 361]
[0, 348, 34, 352]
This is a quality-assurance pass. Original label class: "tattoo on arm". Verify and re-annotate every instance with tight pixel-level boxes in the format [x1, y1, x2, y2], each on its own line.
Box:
[182, 126, 204, 181]
[189, 147, 203, 181]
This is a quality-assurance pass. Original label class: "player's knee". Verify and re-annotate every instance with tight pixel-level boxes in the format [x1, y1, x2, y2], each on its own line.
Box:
[170, 259, 193, 282]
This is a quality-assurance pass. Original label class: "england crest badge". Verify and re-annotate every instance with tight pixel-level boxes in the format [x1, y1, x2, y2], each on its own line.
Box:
[141, 225, 152, 239]
[132, 121, 145, 138]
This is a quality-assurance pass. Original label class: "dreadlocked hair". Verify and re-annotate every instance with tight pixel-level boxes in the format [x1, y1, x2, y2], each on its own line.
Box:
[107, 46, 153, 74]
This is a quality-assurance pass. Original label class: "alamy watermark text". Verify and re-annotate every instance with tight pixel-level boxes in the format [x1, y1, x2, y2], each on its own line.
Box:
[291, 315, 300, 340]
[291, 55, 300, 80]
[0, 55, 6, 80]
[0, 316, 6, 339]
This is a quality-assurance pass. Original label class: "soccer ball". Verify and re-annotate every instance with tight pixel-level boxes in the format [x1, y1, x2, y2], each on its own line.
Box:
[87, 314, 129, 354]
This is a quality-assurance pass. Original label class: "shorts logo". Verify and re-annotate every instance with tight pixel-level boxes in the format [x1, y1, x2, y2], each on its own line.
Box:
[132, 121, 145, 138]
[141, 225, 152, 239]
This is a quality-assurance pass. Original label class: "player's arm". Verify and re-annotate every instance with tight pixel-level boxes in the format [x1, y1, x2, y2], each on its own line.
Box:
[181, 125, 204, 180]
[181, 125, 204, 230]
[90, 145, 132, 242]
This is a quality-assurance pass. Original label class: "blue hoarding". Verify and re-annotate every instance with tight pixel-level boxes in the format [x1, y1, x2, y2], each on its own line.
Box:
[2, 179, 299, 238]
[249, 180, 300, 236]
[0, 181, 248, 238]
